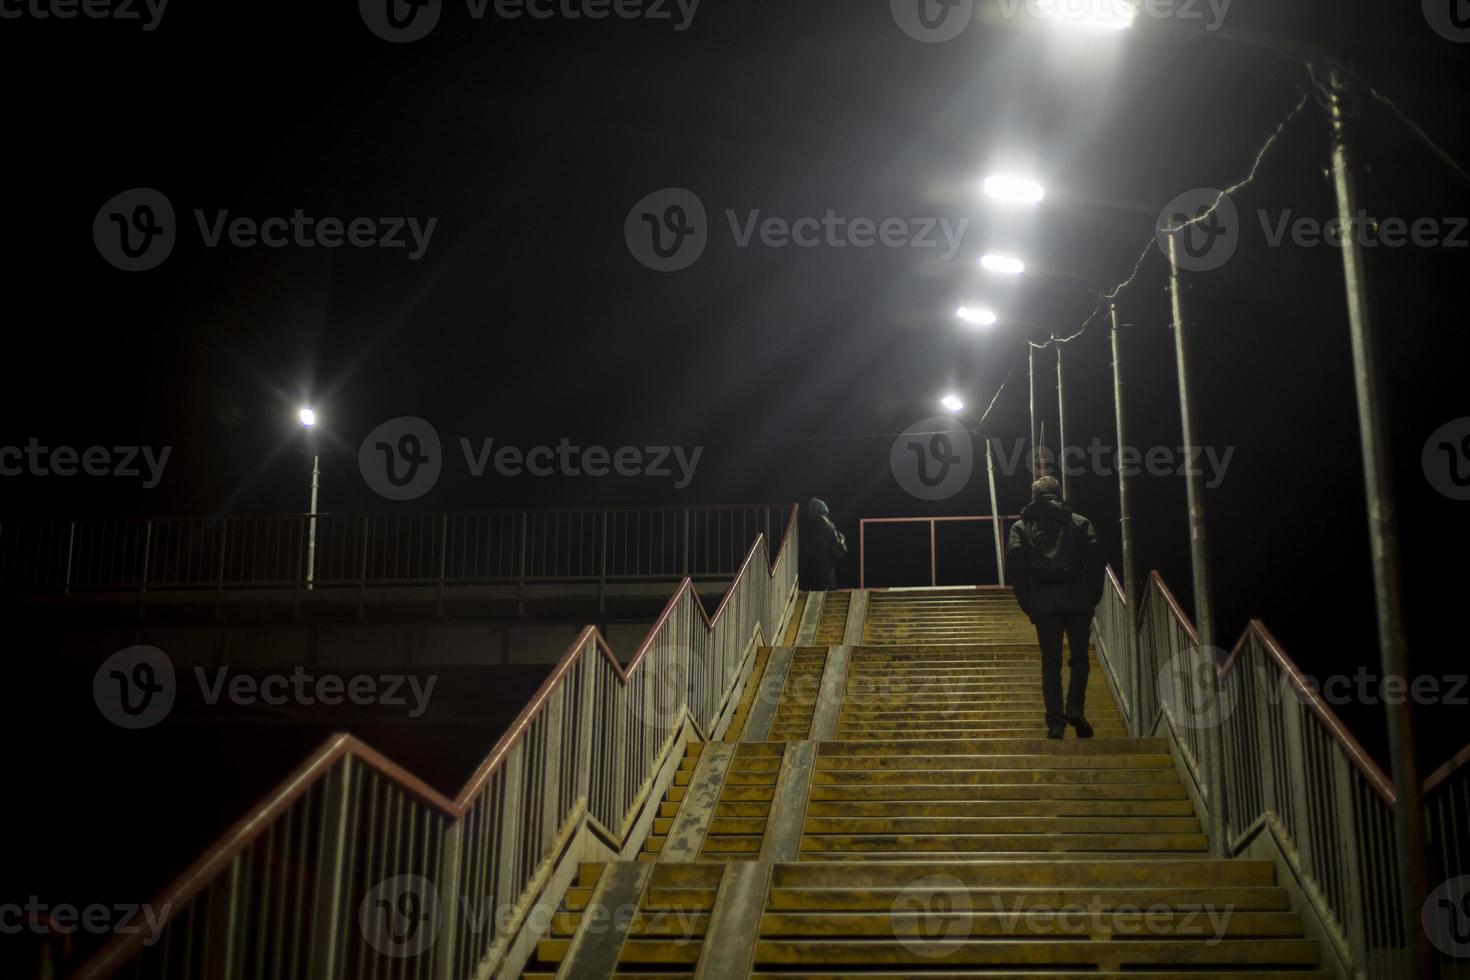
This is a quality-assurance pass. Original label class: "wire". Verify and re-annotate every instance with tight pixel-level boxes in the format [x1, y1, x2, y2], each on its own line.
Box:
[1365, 86, 1470, 189]
[1046, 79, 1316, 349]
[976, 351, 1022, 429]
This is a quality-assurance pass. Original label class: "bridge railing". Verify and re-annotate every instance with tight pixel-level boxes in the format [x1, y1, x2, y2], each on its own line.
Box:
[0, 504, 790, 592]
[74, 503, 799, 980]
[1094, 567, 1469, 980]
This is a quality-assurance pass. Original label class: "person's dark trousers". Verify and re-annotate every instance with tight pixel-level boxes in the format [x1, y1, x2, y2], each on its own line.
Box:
[1034, 613, 1092, 727]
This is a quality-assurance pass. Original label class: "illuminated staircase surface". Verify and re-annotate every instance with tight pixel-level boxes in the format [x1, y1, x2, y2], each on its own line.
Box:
[521, 589, 1330, 978]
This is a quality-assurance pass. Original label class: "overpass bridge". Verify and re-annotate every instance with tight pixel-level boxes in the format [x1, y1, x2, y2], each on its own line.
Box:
[32, 508, 1470, 979]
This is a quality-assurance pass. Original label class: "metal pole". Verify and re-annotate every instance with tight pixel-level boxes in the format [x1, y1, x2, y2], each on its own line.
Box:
[1055, 333, 1070, 501]
[1028, 340, 1039, 478]
[1324, 62, 1428, 976]
[1110, 303, 1142, 735]
[986, 436, 1005, 586]
[306, 452, 320, 591]
[1166, 233, 1228, 859]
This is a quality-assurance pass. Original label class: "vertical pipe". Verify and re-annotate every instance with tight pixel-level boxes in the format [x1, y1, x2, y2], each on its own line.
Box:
[986, 437, 1005, 586]
[1166, 233, 1228, 859]
[929, 520, 937, 588]
[305, 453, 320, 592]
[1028, 340, 1039, 477]
[1056, 334, 1071, 502]
[1324, 62, 1428, 976]
[1110, 304, 1141, 734]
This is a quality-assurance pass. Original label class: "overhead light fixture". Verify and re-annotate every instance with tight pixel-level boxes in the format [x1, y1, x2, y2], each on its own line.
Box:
[1034, 0, 1137, 30]
[299, 407, 317, 428]
[941, 394, 966, 413]
[980, 254, 1025, 276]
[983, 176, 1045, 205]
[956, 307, 998, 327]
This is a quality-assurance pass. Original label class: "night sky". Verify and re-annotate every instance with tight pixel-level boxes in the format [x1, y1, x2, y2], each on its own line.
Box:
[3, 0, 1468, 774]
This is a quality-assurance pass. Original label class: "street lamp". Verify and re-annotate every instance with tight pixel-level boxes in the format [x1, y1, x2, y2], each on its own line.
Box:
[983, 176, 1045, 205]
[940, 394, 1007, 587]
[956, 307, 997, 328]
[300, 406, 319, 591]
[1033, 0, 1137, 30]
[980, 254, 1025, 276]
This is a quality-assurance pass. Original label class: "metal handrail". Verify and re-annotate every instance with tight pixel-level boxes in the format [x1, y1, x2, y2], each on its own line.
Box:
[857, 514, 1020, 589]
[1093, 565, 1470, 980]
[74, 503, 800, 980]
[0, 505, 792, 593]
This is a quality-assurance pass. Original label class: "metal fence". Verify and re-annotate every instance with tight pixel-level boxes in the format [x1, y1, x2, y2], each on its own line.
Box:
[1093, 567, 1470, 980]
[73, 503, 799, 980]
[0, 505, 790, 592]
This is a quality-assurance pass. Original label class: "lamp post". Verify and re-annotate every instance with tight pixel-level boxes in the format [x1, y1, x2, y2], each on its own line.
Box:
[1321, 62, 1429, 975]
[941, 396, 1007, 587]
[1109, 303, 1141, 736]
[1164, 235, 1228, 859]
[300, 407, 319, 591]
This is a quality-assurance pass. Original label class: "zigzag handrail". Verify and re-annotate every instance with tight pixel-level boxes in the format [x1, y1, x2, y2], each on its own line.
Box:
[1097, 565, 1468, 979]
[76, 503, 800, 980]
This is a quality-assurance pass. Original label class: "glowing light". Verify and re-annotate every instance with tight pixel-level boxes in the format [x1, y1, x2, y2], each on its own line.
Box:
[941, 394, 966, 413]
[983, 176, 1045, 205]
[299, 407, 317, 428]
[980, 254, 1025, 276]
[956, 307, 998, 327]
[1035, 0, 1137, 30]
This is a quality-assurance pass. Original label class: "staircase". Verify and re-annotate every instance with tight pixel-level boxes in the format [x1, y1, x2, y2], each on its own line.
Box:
[521, 589, 1330, 978]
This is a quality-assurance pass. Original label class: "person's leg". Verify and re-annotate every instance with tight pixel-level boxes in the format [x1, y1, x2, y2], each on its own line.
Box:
[1063, 614, 1093, 735]
[1034, 616, 1066, 733]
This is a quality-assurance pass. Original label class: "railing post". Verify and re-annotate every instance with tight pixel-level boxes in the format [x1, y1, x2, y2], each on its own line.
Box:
[1166, 233, 1228, 858]
[63, 520, 76, 596]
[599, 511, 609, 615]
[308, 756, 354, 980]
[437, 513, 448, 618]
[494, 744, 525, 927]
[140, 520, 153, 594]
[682, 507, 691, 578]
[432, 820, 463, 980]
[929, 519, 937, 587]
[576, 655, 595, 810]
[1331, 740, 1369, 972]
[517, 513, 528, 618]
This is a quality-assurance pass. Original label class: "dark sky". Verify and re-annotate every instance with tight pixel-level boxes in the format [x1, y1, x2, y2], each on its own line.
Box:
[2, 0, 1468, 767]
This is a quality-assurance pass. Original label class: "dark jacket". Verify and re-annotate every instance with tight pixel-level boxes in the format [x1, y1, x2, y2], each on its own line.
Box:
[806, 498, 847, 591]
[1005, 493, 1105, 623]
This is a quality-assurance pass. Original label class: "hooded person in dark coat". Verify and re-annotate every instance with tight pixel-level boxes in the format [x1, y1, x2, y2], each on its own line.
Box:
[806, 498, 847, 591]
[1005, 476, 1106, 739]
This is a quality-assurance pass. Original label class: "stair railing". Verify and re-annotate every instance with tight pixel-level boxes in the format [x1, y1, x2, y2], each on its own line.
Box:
[75, 504, 799, 980]
[1094, 565, 1470, 980]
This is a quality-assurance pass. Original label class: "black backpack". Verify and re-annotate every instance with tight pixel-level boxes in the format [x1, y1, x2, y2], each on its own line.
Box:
[1024, 517, 1084, 584]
